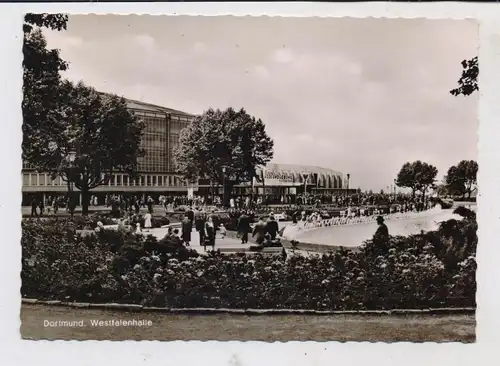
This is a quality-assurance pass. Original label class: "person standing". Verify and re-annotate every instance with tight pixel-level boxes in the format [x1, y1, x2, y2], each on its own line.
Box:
[39, 197, 45, 216]
[265, 215, 280, 241]
[53, 197, 59, 215]
[30, 197, 38, 217]
[144, 212, 152, 232]
[147, 196, 154, 214]
[195, 213, 206, 246]
[181, 215, 193, 246]
[252, 216, 268, 245]
[68, 196, 77, 218]
[133, 197, 140, 215]
[373, 216, 390, 253]
[204, 216, 216, 251]
[237, 211, 251, 244]
[219, 223, 227, 239]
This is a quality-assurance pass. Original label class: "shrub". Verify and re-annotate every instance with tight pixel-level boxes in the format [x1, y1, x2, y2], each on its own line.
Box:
[21, 216, 476, 310]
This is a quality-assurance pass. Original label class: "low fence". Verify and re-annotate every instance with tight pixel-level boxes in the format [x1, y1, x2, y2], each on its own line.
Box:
[299, 207, 440, 231]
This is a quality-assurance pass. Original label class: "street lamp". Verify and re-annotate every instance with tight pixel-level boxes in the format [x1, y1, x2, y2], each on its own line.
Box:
[346, 173, 350, 196]
[302, 173, 308, 195]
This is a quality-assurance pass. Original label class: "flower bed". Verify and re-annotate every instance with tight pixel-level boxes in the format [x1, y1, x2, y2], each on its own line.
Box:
[21, 211, 476, 310]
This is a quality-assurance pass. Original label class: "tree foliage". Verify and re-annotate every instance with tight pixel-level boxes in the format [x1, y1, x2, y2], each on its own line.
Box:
[395, 160, 438, 198]
[22, 14, 145, 215]
[173, 107, 274, 203]
[48, 82, 144, 215]
[450, 56, 478, 97]
[445, 160, 478, 199]
[22, 14, 69, 166]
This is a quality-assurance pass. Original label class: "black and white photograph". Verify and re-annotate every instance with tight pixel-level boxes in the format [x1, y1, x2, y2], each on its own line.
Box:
[20, 14, 478, 342]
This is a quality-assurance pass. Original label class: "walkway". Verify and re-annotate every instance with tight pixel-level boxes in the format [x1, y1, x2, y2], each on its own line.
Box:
[145, 227, 254, 254]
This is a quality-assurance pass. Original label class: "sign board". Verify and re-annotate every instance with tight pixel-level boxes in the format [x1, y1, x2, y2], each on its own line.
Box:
[289, 187, 297, 195]
[262, 170, 302, 187]
[187, 187, 194, 200]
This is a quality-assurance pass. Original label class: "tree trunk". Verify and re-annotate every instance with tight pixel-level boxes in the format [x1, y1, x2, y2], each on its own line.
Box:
[81, 187, 90, 216]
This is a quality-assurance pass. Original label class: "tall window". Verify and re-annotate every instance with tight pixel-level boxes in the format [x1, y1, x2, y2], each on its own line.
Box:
[137, 115, 169, 172]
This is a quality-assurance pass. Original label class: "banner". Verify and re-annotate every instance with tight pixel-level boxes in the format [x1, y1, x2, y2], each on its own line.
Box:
[187, 187, 194, 200]
[289, 187, 297, 195]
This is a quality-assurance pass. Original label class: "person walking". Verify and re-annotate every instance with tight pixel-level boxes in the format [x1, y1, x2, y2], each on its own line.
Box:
[237, 211, 251, 244]
[204, 216, 216, 251]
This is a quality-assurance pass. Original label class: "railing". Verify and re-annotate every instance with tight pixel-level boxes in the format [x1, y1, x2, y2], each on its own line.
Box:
[299, 207, 440, 231]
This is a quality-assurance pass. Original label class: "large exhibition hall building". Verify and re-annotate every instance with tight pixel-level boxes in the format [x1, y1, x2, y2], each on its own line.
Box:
[21, 97, 349, 205]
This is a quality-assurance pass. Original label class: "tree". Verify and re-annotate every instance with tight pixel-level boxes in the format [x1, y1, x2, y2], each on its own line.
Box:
[31, 81, 145, 215]
[395, 161, 438, 199]
[434, 183, 449, 197]
[22, 13, 69, 166]
[450, 56, 478, 97]
[445, 160, 478, 199]
[174, 107, 274, 206]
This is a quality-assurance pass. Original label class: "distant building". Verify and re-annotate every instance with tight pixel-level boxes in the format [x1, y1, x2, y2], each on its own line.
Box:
[196, 163, 347, 198]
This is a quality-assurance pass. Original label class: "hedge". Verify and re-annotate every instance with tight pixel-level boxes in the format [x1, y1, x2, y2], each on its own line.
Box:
[21, 209, 476, 310]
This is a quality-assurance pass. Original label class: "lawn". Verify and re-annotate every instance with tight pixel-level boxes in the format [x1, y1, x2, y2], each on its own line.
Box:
[21, 304, 475, 342]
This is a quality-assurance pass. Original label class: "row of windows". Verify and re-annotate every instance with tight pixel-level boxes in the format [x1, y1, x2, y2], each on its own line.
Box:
[22, 173, 188, 188]
[22, 113, 193, 176]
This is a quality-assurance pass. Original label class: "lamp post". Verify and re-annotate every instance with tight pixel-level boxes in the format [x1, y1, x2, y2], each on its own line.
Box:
[393, 179, 397, 199]
[346, 173, 350, 196]
[222, 166, 227, 208]
[302, 173, 308, 195]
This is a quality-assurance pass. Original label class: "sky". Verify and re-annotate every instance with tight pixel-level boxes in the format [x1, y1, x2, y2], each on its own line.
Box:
[43, 15, 478, 191]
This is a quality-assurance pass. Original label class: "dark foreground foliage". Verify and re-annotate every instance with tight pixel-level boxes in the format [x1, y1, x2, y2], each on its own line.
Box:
[21, 210, 476, 310]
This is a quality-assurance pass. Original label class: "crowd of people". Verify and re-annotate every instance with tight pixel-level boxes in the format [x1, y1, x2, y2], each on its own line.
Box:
[29, 195, 76, 217]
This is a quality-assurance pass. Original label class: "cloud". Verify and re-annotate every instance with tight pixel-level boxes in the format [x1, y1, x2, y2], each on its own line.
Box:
[347, 62, 363, 76]
[254, 65, 269, 79]
[294, 134, 314, 142]
[43, 16, 478, 191]
[133, 34, 155, 49]
[193, 42, 207, 54]
[271, 47, 294, 64]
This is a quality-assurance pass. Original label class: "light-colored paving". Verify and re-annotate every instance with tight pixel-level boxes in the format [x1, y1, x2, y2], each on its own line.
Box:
[145, 228, 251, 254]
[295, 206, 473, 247]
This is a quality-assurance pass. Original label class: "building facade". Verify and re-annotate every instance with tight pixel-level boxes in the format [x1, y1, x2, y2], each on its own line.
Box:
[22, 96, 350, 206]
[21, 97, 196, 205]
[196, 163, 347, 199]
